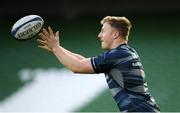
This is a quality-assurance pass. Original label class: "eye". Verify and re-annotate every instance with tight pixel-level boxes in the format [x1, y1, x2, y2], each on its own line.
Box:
[101, 29, 104, 32]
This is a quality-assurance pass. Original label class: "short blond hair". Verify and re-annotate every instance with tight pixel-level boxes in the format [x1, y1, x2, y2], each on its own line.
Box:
[101, 16, 131, 41]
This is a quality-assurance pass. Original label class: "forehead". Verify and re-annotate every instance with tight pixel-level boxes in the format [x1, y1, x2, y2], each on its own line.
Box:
[102, 22, 112, 29]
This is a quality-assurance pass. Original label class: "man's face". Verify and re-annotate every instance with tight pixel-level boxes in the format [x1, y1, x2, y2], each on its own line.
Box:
[98, 23, 115, 50]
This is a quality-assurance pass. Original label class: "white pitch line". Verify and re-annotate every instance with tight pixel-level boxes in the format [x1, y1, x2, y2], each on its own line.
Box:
[0, 68, 108, 112]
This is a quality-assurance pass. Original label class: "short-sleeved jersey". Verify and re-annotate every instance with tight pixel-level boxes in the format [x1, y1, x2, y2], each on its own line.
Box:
[91, 44, 160, 112]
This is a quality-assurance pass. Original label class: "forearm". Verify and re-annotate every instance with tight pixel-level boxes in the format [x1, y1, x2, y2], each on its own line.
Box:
[61, 47, 85, 60]
[52, 45, 86, 72]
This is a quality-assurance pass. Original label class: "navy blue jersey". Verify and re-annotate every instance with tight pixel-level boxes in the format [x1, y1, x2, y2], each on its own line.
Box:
[91, 44, 160, 112]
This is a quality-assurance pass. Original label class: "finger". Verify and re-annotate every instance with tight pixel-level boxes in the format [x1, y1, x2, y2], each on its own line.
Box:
[55, 31, 59, 40]
[37, 39, 46, 45]
[55, 31, 59, 37]
[48, 26, 54, 37]
[39, 33, 46, 40]
[38, 45, 46, 49]
[39, 33, 49, 41]
[42, 28, 50, 37]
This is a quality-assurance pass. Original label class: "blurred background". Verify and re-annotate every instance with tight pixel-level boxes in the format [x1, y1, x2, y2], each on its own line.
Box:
[0, 0, 180, 112]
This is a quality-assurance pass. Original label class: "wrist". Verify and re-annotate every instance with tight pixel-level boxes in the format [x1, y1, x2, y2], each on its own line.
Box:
[52, 45, 61, 52]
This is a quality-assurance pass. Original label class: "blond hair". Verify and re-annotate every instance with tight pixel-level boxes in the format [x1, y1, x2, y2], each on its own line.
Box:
[101, 16, 131, 41]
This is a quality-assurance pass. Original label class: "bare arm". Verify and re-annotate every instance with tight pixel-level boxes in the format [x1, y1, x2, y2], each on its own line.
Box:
[37, 27, 94, 74]
[61, 47, 85, 60]
[52, 45, 94, 73]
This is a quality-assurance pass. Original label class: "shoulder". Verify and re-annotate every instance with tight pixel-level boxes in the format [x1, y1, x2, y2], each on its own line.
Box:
[105, 46, 131, 60]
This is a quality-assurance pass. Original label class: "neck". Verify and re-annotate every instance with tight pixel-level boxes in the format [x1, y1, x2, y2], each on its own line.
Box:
[110, 39, 127, 49]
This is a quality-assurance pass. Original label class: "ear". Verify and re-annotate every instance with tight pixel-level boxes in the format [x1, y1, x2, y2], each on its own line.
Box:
[113, 31, 119, 39]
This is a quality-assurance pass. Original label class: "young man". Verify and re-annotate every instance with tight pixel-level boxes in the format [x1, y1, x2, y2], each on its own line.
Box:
[37, 16, 160, 112]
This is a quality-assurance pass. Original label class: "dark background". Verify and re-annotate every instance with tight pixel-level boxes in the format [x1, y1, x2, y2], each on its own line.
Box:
[1, 0, 180, 20]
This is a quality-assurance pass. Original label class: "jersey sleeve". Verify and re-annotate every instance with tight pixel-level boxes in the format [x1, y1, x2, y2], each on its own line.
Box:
[91, 53, 106, 74]
[90, 48, 133, 74]
[91, 51, 114, 74]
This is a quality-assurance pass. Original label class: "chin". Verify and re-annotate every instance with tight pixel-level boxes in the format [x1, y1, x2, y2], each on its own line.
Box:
[101, 45, 109, 50]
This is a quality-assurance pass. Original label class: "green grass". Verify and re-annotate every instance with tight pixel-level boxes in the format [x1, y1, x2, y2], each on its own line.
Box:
[76, 90, 119, 112]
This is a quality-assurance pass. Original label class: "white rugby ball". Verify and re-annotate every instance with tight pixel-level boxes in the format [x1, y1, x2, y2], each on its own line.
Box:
[11, 15, 44, 40]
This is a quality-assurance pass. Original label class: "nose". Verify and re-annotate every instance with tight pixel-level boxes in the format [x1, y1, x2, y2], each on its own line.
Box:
[98, 32, 101, 39]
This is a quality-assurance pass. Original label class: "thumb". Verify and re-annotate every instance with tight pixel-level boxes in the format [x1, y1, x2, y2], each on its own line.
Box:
[55, 31, 59, 39]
